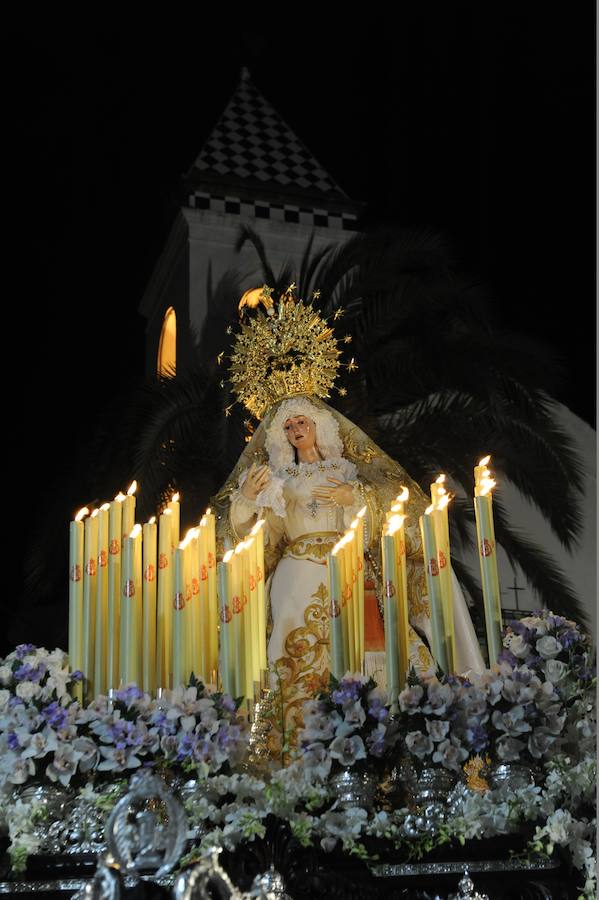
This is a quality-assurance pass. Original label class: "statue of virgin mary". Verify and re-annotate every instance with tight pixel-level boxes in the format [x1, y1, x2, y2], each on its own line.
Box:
[212, 287, 484, 751]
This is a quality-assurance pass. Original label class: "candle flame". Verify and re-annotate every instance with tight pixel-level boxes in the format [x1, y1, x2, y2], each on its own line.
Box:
[387, 514, 406, 534]
[479, 455, 491, 467]
[350, 518, 360, 530]
[425, 504, 435, 516]
[357, 505, 367, 518]
[148, 516, 156, 525]
[480, 477, 496, 496]
[185, 527, 198, 542]
[223, 549, 234, 563]
[127, 481, 137, 496]
[179, 530, 193, 550]
[100, 502, 110, 511]
[199, 516, 207, 527]
[437, 494, 452, 511]
[435, 474, 446, 484]
[251, 518, 266, 535]
[129, 523, 142, 539]
[244, 536, 255, 550]
[162, 508, 172, 517]
[75, 507, 89, 522]
[390, 503, 402, 513]
[205, 507, 211, 515]
[398, 486, 409, 503]
[171, 492, 180, 503]
[332, 538, 344, 555]
[91, 509, 99, 518]
[234, 542, 245, 555]
[345, 531, 355, 544]
[114, 493, 126, 503]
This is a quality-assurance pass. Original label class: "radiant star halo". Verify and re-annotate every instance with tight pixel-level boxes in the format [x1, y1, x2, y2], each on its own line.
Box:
[223, 284, 354, 420]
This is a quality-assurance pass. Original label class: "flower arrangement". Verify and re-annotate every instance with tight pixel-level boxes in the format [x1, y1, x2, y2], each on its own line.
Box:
[295, 673, 400, 779]
[0, 645, 247, 794]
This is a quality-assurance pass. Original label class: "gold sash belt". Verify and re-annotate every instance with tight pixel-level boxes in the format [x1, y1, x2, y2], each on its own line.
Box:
[283, 531, 340, 563]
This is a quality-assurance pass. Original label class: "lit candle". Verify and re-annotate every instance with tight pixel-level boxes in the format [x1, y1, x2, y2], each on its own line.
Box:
[107, 493, 125, 691]
[94, 503, 110, 695]
[328, 540, 345, 679]
[120, 523, 142, 686]
[250, 519, 266, 674]
[419, 506, 448, 673]
[340, 533, 355, 672]
[241, 537, 255, 698]
[68, 506, 88, 702]
[204, 508, 218, 679]
[381, 524, 400, 708]
[246, 534, 260, 689]
[168, 491, 180, 550]
[351, 507, 367, 672]
[142, 516, 157, 694]
[218, 550, 235, 696]
[82, 509, 99, 698]
[388, 512, 410, 689]
[156, 507, 172, 688]
[232, 542, 246, 698]
[173, 530, 192, 688]
[122, 481, 137, 542]
[430, 476, 456, 673]
[188, 526, 203, 683]
[474, 457, 503, 665]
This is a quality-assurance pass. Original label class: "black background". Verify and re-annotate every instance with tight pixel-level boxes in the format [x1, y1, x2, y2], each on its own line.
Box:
[5, 10, 596, 641]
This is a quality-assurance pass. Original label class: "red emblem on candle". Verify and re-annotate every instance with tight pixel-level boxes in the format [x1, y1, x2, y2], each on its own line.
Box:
[428, 558, 439, 577]
[385, 580, 396, 598]
[86, 559, 97, 577]
[70, 564, 82, 582]
[109, 540, 120, 555]
[343, 584, 352, 602]
[208, 552, 215, 569]
[220, 604, 232, 624]
[249, 574, 256, 591]
[232, 595, 242, 614]
[173, 593, 185, 610]
[438, 551, 447, 569]
[241, 592, 248, 608]
[256, 566, 263, 582]
[398, 539, 405, 556]
[144, 564, 155, 582]
[159, 553, 169, 569]
[330, 600, 341, 618]
[124, 580, 135, 598]
[192, 577, 199, 595]
[357, 558, 363, 572]
[98, 550, 107, 568]
[201, 564, 208, 581]
[481, 539, 494, 558]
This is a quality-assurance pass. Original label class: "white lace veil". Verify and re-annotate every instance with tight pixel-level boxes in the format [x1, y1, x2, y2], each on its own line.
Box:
[264, 397, 344, 470]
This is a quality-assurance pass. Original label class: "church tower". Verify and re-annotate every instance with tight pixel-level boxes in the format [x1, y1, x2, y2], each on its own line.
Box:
[140, 68, 362, 378]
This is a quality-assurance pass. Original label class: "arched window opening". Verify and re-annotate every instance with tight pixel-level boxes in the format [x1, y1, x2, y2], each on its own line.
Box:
[157, 307, 176, 376]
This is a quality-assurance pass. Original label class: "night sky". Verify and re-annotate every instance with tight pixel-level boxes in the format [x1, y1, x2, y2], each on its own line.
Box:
[6, 11, 595, 646]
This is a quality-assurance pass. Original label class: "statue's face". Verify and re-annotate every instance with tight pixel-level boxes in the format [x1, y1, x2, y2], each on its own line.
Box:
[284, 415, 317, 451]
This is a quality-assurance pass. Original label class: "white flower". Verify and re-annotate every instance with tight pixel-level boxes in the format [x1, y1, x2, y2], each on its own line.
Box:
[45, 745, 82, 786]
[491, 706, 531, 736]
[343, 700, 366, 728]
[507, 634, 531, 658]
[0, 689, 10, 712]
[543, 659, 568, 683]
[398, 685, 423, 712]
[431, 737, 468, 771]
[405, 730, 434, 759]
[536, 636, 562, 660]
[299, 742, 332, 780]
[328, 735, 366, 766]
[520, 616, 548, 636]
[8, 758, 35, 785]
[16, 682, 41, 702]
[545, 808, 573, 845]
[425, 719, 450, 742]
[495, 736, 526, 761]
[0, 666, 12, 685]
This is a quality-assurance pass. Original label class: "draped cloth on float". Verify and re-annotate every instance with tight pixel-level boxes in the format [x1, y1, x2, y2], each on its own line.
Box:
[211, 395, 484, 753]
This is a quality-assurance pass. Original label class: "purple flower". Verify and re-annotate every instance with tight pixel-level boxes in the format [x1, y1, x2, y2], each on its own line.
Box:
[367, 697, 389, 722]
[218, 694, 237, 715]
[7, 732, 19, 751]
[70, 670, 84, 682]
[465, 723, 489, 753]
[115, 685, 143, 706]
[14, 662, 46, 683]
[331, 679, 361, 707]
[42, 701, 69, 730]
[8, 696, 23, 709]
[15, 644, 36, 660]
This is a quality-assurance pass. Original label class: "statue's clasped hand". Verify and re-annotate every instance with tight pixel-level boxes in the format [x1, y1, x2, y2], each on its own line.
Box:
[312, 477, 355, 508]
[241, 462, 271, 501]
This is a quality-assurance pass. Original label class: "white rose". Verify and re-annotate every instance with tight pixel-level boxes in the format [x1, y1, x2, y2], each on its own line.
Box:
[543, 659, 568, 683]
[536, 636, 562, 660]
[16, 682, 41, 701]
[507, 634, 531, 659]
[0, 666, 12, 685]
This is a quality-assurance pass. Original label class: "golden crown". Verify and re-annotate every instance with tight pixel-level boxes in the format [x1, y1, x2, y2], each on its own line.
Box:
[220, 284, 356, 421]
